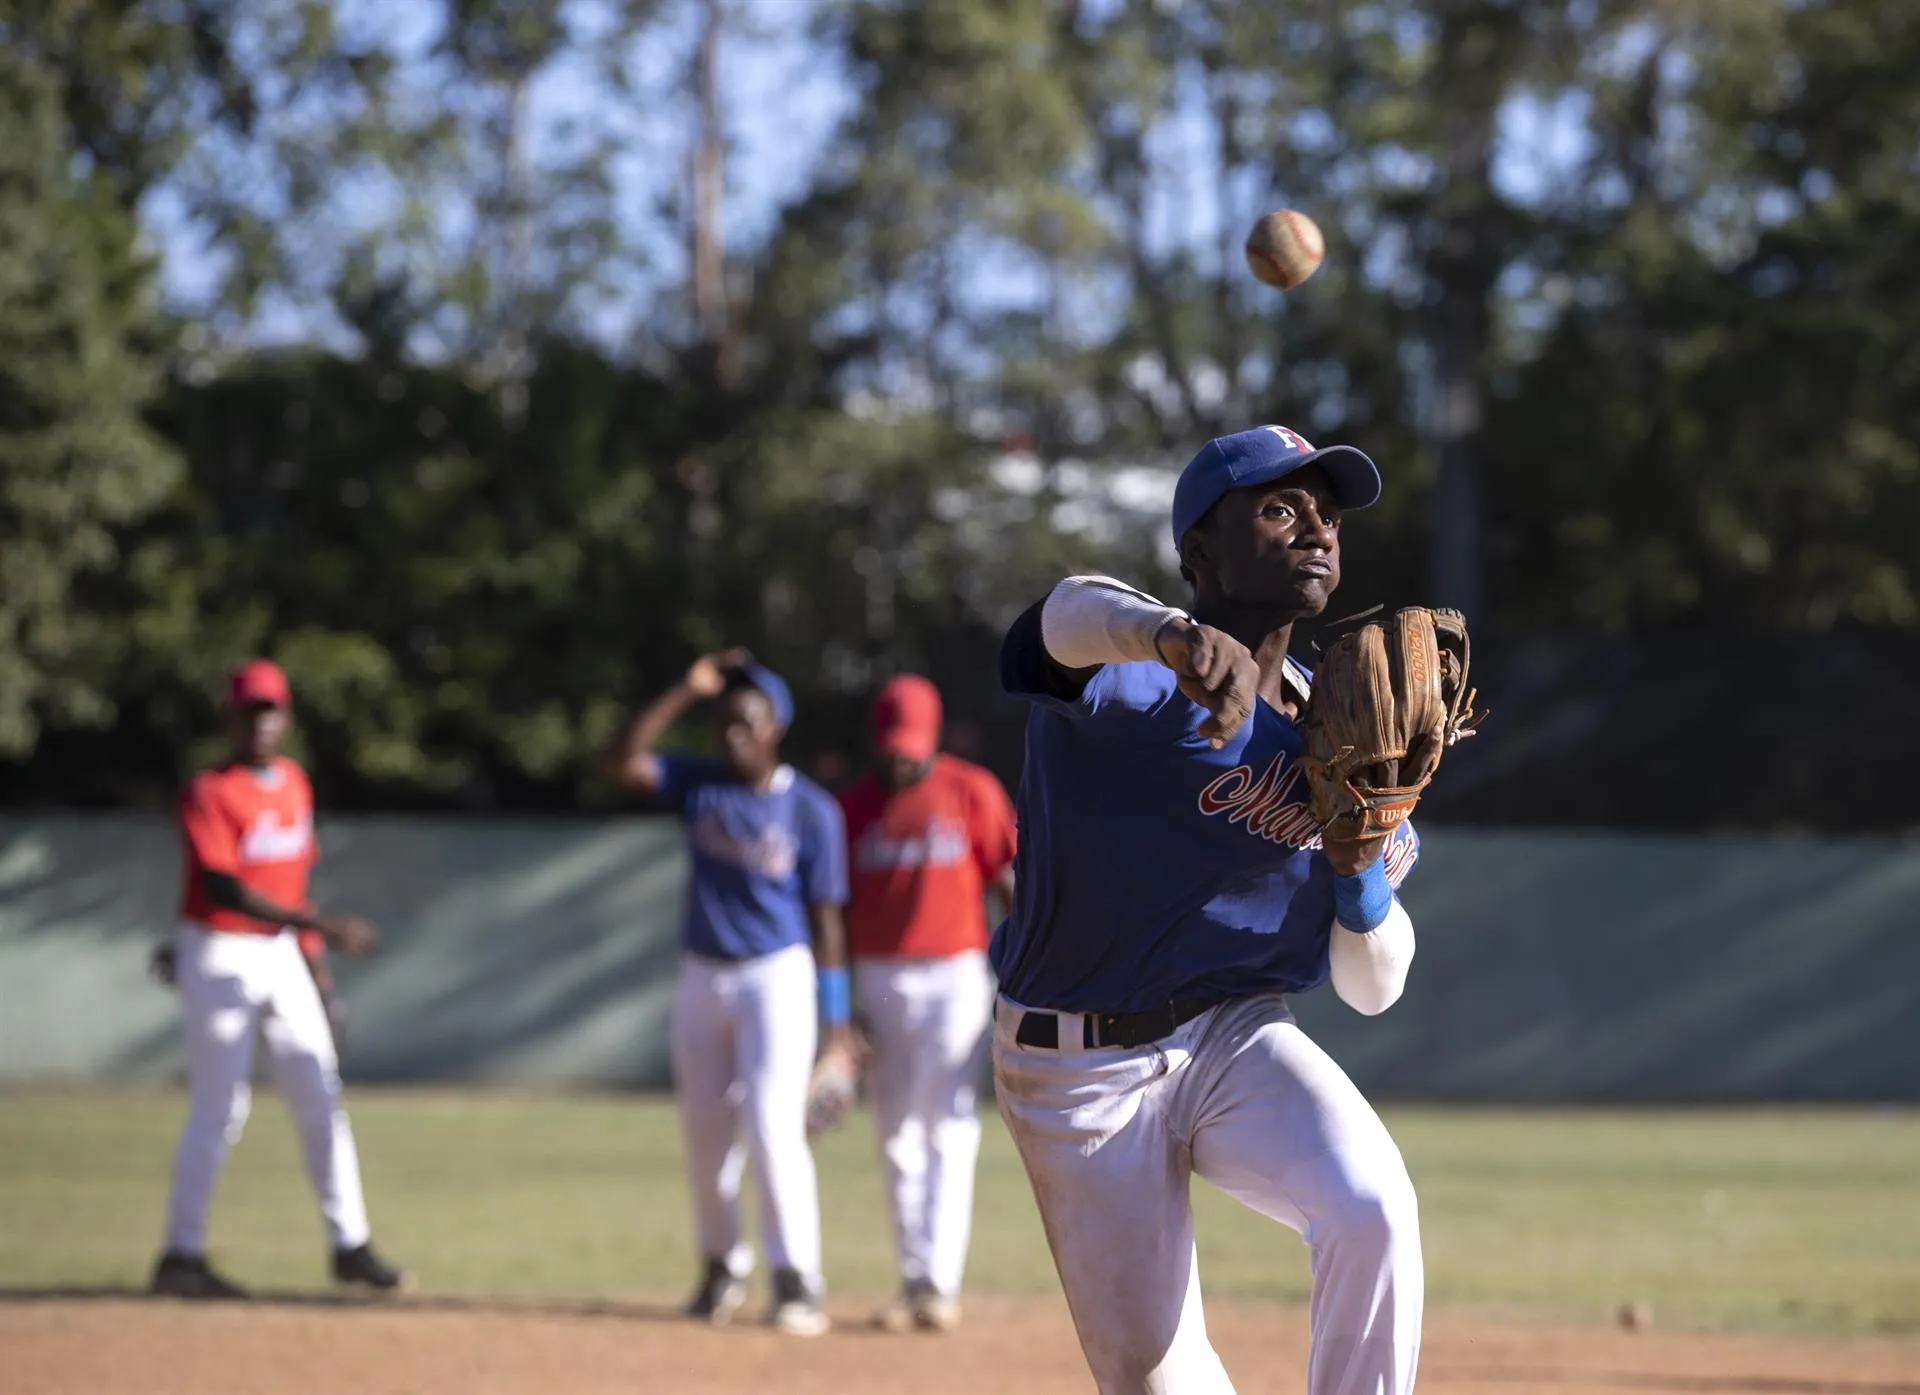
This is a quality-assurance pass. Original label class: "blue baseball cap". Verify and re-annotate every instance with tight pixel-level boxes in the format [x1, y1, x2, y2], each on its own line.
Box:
[733, 661, 794, 729]
[1170, 425, 1381, 544]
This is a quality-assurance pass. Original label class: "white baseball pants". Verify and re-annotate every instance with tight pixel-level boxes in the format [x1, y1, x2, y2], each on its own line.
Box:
[671, 943, 824, 1285]
[163, 923, 371, 1254]
[993, 993, 1422, 1395]
[853, 950, 995, 1297]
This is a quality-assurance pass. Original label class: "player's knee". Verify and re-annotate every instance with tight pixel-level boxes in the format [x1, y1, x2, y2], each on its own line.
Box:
[1321, 1158, 1420, 1260]
[1090, 1331, 1219, 1395]
[282, 1052, 344, 1107]
[1347, 1186, 1418, 1257]
[1089, 1344, 1168, 1394]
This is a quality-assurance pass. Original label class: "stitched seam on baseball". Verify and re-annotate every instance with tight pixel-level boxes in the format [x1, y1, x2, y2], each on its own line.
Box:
[1247, 244, 1295, 286]
[1280, 210, 1324, 258]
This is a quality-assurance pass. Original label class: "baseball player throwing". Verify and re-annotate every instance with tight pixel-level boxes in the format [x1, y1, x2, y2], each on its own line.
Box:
[603, 651, 854, 1336]
[838, 674, 1017, 1332]
[150, 660, 407, 1299]
[992, 426, 1426, 1394]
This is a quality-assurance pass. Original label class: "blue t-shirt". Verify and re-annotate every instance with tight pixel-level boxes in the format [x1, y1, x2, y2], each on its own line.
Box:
[657, 757, 849, 961]
[991, 616, 1419, 1013]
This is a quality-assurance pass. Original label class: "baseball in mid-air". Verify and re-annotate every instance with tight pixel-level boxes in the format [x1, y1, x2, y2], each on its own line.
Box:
[1244, 209, 1325, 290]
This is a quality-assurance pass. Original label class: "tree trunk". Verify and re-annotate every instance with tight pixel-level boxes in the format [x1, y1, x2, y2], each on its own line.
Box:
[1423, 10, 1502, 620]
[690, 0, 736, 386]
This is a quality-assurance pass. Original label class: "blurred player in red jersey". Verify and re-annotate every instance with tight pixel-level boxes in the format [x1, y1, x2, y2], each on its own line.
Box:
[838, 675, 1016, 1332]
[148, 660, 408, 1299]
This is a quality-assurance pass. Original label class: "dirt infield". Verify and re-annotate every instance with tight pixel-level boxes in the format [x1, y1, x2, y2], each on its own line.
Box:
[4, 1294, 1917, 1395]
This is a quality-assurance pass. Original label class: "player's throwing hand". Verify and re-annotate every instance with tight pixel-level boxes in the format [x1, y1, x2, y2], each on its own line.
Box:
[1154, 619, 1260, 748]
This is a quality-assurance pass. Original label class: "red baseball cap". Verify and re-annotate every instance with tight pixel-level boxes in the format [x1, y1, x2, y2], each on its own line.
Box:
[871, 674, 942, 762]
[227, 659, 291, 710]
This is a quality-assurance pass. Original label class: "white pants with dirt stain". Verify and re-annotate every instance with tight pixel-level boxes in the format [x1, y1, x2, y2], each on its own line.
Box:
[854, 949, 995, 1297]
[163, 922, 371, 1254]
[671, 944, 824, 1286]
[992, 993, 1422, 1395]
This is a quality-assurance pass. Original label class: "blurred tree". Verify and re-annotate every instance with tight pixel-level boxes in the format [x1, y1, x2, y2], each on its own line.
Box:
[411, 0, 659, 367]
[3, 0, 256, 203]
[6, 0, 397, 319]
[0, 50, 180, 756]
[8, 0, 659, 353]
[2, 0, 1918, 826]
[1486, 0, 1920, 634]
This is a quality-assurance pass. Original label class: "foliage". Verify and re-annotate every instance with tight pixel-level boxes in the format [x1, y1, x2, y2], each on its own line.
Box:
[0, 0, 1916, 812]
[1486, 0, 1920, 633]
[0, 47, 179, 757]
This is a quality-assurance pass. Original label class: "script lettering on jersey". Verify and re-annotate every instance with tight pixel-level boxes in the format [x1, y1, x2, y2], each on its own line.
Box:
[239, 811, 313, 864]
[1195, 756, 1323, 850]
[689, 814, 799, 880]
[1381, 826, 1418, 888]
[855, 819, 970, 873]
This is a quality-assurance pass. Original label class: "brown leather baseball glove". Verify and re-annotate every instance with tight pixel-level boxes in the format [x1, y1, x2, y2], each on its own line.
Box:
[1299, 607, 1485, 855]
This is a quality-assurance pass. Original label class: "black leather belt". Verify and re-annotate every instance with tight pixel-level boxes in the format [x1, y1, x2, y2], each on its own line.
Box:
[1014, 997, 1224, 1051]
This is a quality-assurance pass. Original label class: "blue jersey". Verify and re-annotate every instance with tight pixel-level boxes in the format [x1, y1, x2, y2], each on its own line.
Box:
[991, 616, 1418, 1013]
[657, 757, 849, 961]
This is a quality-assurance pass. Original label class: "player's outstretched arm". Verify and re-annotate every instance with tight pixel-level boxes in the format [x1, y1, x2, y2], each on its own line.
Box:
[198, 872, 378, 954]
[601, 648, 749, 792]
[1031, 575, 1260, 748]
[1002, 576, 1260, 746]
[1037, 576, 1186, 672]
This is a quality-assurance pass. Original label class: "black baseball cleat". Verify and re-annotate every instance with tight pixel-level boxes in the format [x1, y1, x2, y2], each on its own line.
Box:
[150, 1251, 249, 1300]
[767, 1266, 829, 1337]
[332, 1241, 412, 1293]
[684, 1256, 749, 1326]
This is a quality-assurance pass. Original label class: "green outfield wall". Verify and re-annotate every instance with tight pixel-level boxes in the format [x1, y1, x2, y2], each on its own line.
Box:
[1, 815, 1915, 1100]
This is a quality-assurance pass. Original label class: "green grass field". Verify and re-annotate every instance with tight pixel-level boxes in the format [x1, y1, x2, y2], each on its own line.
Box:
[2, 1089, 1915, 1336]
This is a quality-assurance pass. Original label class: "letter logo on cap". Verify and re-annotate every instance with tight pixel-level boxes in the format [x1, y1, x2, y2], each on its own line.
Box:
[1263, 425, 1314, 452]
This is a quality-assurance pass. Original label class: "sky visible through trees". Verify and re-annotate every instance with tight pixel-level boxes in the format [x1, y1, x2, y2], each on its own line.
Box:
[2, 0, 1915, 823]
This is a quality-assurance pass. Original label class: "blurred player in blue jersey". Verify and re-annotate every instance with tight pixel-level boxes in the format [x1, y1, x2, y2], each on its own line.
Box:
[992, 425, 1425, 1394]
[604, 650, 855, 1336]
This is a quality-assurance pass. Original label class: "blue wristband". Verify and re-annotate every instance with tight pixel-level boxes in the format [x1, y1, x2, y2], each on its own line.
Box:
[817, 966, 851, 1026]
[1331, 857, 1393, 932]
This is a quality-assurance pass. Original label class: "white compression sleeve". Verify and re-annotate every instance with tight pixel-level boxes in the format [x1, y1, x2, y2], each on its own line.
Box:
[1328, 900, 1416, 1016]
[1039, 576, 1188, 670]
